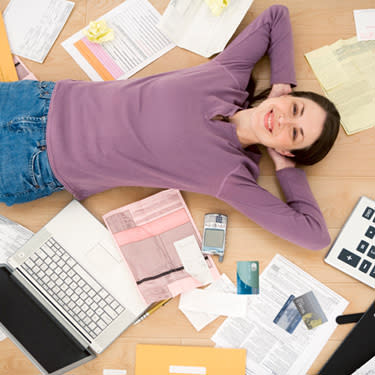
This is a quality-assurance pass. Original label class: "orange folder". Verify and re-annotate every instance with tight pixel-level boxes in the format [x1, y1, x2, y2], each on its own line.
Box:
[0, 12, 18, 82]
[135, 344, 246, 375]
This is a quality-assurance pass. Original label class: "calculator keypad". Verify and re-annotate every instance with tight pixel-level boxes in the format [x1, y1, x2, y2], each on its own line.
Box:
[337, 204, 375, 282]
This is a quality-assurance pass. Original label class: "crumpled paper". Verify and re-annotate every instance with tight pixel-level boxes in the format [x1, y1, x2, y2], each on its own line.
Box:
[204, 0, 230, 16]
[83, 20, 114, 43]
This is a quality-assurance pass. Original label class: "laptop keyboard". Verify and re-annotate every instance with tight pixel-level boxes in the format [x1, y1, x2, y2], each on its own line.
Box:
[325, 196, 375, 288]
[20, 237, 125, 341]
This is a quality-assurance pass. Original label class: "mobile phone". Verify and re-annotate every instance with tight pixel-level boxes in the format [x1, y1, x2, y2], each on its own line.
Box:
[202, 213, 228, 262]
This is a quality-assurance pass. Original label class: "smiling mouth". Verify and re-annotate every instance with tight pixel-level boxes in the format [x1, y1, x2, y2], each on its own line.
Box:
[264, 110, 274, 133]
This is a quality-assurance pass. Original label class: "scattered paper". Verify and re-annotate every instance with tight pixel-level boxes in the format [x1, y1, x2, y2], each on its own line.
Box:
[158, 0, 253, 57]
[62, 0, 175, 81]
[169, 365, 206, 374]
[3, 0, 74, 63]
[179, 274, 236, 331]
[354, 9, 375, 41]
[305, 37, 375, 134]
[103, 369, 127, 375]
[180, 289, 248, 318]
[0, 214, 33, 341]
[352, 355, 375, 375]
[174, 235, 213, 285]
[212, 255, 348, 375]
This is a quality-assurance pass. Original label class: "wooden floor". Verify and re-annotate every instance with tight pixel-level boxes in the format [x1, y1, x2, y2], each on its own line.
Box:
[0, 0, 374, 374]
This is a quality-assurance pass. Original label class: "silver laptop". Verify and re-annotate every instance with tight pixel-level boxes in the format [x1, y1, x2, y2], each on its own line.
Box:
[325, 196, 375, 288]
[0, 200, 148, 374]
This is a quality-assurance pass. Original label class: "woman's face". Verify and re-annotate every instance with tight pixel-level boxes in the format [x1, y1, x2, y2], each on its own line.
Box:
[248, 95, 326, 155]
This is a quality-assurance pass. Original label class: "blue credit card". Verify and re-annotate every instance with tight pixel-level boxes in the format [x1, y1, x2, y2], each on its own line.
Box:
[273, 295, 302, 334]
[237, 261, 259, 294]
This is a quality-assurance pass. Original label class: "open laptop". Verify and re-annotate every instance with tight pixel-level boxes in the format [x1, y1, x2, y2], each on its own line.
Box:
[0, 200, 149, 374]
[319, 300, 375, 374]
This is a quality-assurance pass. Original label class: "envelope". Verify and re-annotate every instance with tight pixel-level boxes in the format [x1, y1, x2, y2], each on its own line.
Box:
[0, 13, 18, 82]
[135, 344, 246, 375]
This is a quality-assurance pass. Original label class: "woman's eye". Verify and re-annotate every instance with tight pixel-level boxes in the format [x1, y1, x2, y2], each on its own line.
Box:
[293, 128, 297, 140]
[293, 104, 298, 115]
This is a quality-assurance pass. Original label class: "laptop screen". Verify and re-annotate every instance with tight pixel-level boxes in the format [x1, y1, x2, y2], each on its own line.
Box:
[0, 266, 92, 374]
[319, 300, 375, 374]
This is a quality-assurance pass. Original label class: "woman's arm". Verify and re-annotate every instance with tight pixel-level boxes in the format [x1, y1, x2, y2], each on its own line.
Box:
[217, 165, 330, 250]
[213, 5, 297, 91]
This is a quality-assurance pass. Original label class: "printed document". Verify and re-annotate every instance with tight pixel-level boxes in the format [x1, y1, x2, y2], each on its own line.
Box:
[354, 9, 375, 41]
[62, 0, 175, 81]
[0, 215, 33, 341]
[3, 0, 74, 63]
[158, 0, 254, 57]
[211, 255, 348, 375]
[305, 37, 375, 134]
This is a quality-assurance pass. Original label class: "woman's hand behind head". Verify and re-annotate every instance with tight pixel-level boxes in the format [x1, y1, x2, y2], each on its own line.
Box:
[267, 147, 296, 171]
[268, 83, 292, 98]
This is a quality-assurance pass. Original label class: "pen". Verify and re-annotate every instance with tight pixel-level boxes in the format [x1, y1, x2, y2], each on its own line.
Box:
[133, 298, 172, 325]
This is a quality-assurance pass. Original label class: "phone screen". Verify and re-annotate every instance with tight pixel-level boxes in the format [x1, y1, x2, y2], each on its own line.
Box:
[204, 228, 225, 248]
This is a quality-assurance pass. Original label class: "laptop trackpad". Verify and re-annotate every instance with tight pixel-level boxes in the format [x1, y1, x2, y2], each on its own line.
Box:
[0, 267, 93, 374]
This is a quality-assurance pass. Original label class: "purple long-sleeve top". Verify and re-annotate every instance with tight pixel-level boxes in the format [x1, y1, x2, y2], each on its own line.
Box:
[46, 5, 330, 250]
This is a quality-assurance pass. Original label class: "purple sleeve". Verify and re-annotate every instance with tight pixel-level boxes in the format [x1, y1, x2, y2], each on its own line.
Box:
[213, 5, 297, 90]
[217, 166, 330, 250]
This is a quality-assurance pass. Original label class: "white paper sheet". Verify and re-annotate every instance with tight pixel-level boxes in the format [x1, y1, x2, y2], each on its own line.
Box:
[103, 369, 127, 375]
[158, 0, 254, 57]
[352, 355, 375, 375]
[180, 288, 248, 318]
[212, 255, 349, 375]
[0, 215, 33, 341]
[179, 273, 236, 331]
[4, 0, 74, 63]
[354, 9, 375, 41]
[174, 235, 213, 285]
[62, 0, 175, 81]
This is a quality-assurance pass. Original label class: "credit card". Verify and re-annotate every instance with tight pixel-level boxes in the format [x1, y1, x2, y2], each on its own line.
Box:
[237, 261, 259, 294]
[293, 291, 327, 330]
[273, 295, 302, 334]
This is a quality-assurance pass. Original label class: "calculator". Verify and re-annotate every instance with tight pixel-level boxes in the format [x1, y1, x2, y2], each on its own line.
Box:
[325, 196, 375, 288]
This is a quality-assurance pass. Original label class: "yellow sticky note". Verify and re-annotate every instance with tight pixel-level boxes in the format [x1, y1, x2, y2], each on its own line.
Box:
[83, 20, 114, 44]
[205, 0, 230, 16]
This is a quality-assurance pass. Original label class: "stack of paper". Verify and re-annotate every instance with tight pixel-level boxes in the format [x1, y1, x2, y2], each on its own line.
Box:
[305, 37, 375, 135]
[3, 0, 74, 63]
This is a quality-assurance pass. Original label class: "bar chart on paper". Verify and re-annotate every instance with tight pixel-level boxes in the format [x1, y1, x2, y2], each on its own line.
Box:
[62, 0, 175, 81]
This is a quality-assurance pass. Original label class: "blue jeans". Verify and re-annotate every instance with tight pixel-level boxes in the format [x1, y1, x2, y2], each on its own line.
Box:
[0, 80, 64, 206]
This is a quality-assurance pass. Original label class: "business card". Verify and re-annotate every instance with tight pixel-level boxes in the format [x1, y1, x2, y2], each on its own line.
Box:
[237, 261, 259, 294]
